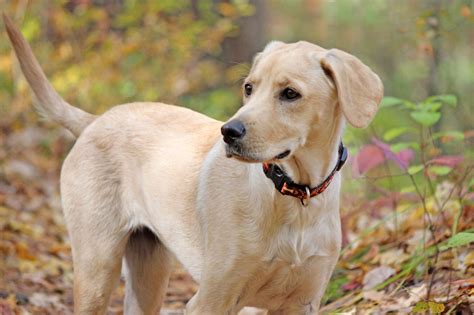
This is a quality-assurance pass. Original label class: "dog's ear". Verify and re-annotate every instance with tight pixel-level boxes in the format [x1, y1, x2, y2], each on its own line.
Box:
[320, 49, 383, 128]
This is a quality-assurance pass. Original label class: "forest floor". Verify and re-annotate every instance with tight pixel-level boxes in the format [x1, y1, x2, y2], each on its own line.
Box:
[1, 122, 473, 314]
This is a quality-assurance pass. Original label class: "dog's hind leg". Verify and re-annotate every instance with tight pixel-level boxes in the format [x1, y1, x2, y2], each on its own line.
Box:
[61, 151, 131, 314]
[65, 196, 129, 315]
[66, 199, 129, 314]
[71, 230, 128, 315]
[123, 227, 173, 315]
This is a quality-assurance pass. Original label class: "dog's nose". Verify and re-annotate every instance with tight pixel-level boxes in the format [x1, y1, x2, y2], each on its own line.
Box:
[221, 120, 246, 144]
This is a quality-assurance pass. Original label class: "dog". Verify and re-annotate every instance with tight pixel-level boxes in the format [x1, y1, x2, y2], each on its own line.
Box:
[5, 14, 383, 315]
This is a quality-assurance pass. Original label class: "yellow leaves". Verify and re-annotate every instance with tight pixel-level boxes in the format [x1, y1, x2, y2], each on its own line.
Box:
[58, 43, 73, 60]
[405, 196, 461, 224]
[217, 3, 238, 17]
[121, 42, 139, 55]
[415, 17, 426, 28]
[50, 7, 69, 33]
[48, 243, 71, 257]
[16, 78, 29, 94]
[464, 251, 474, 267]
[15, 242, 36, 261]
[406, 204, 424, 222]
[412, 301, 445, 313]
[0, 293, 17, 309]
[7, 219, 44, 238]
[42, 258, 72, 277]
[217, 2, 255, 18]
[51, 65, 82, 94]
[0, 55, 12, 72]
[460, 5, 471, 18]
[18, 259, 37, 274]
[225, 63, 250, 84]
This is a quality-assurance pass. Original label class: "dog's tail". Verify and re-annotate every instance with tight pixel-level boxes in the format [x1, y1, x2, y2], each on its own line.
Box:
[3, 14, 96, 137]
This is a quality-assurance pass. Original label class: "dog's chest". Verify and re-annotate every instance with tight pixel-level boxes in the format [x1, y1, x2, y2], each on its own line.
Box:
[263, 213, 338, 265]
[239, 219, 339, 309]
[274, 226, 318, 265]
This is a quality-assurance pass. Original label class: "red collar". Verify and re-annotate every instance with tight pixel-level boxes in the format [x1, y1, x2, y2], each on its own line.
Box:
[262, 143, 348, 205]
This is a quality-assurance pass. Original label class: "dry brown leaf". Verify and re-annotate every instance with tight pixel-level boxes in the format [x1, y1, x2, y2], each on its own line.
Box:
[362, 266, 396, 290]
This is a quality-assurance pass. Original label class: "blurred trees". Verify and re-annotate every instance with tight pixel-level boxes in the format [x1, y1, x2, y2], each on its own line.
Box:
[0, 0, 254, 122]
[266, 0, 473, 134]
[1, 1, 471, 128]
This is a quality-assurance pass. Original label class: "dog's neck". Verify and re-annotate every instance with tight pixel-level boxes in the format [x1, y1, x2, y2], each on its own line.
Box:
[277, 114, 345, 189]
[255, 113, 345, 262]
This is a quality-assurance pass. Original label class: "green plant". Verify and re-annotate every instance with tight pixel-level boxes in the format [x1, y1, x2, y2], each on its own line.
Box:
[328, 93, 473, 311]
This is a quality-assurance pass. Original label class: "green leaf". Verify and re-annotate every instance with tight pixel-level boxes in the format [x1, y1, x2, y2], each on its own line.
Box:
[21, 18, 40, 41]
[383, 127, 411, 141]
[420, 102, 442, 112]
[427, 94, 457, 107]
[445, 232, 474, 249]
[410, 111, 441, 127]
[402, 100, 417, 110]
[408, 164, 424, 175]
[400, 185, 416, 193]
[390, 142, 419, 153]
[469, 177, 474, 190]
[429, 165, 452, 176]
[381, 96, 404, 107]
[432, 131, 464, 141]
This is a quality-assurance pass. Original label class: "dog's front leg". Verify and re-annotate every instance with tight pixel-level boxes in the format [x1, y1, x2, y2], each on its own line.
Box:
[306, 255, 339, 313]
[186, 283, 243, 315]
[186, 259, 253, 315]
[268, 255, 339, 315]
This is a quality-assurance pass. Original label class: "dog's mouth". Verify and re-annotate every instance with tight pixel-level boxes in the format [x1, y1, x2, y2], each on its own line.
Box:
[274, 150, 291, 160]
[225, 144, 258, 162]
[225, 144, 291, 163]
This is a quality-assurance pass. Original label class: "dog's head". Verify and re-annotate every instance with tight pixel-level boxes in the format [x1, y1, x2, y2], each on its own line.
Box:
[221, 41, 383, 163]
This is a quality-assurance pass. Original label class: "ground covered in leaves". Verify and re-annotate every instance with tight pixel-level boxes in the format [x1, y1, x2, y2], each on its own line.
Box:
[1, 122, 473, 314]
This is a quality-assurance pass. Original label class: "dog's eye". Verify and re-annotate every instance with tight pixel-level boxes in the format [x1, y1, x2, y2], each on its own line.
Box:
[280, 88, 301, 101]
[244, 83, 253, 97]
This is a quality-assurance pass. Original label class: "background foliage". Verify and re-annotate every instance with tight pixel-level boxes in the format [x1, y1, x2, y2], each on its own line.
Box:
[0, 0, 472, 314]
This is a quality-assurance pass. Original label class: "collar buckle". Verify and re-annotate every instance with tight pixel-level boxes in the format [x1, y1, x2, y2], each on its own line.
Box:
[300, 186, 311, 207]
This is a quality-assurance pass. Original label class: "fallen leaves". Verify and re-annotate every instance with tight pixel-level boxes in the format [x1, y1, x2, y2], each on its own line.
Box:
[362, 266, 396, 290]
[412, 300, 445, 313]
[322, 174, 474, 314]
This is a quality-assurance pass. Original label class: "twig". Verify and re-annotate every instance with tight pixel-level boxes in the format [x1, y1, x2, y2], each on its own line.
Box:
[446, 265, 453, 304]
[348, 173, 409, 181]
[453, 166, 472, 235]
[370, 125, 399, 240]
